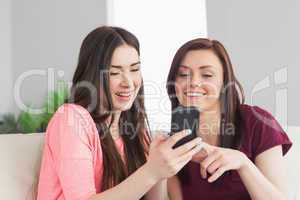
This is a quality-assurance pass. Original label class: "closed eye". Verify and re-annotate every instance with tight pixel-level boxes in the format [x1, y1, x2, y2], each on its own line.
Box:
[202, 74, 213, 78]
[131, 68, 140, 72]
[109, 72, 120, 76]
[178, 73, 190, 77]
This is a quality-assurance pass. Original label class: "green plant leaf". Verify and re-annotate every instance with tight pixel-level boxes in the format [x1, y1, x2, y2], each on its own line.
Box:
[1, 80, 69, 134]
[0, 113, 19, 134]
[17, 109, 44, 133]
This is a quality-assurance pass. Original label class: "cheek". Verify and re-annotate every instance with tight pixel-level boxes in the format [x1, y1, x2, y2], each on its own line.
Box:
[175, 77, 188, 88]
[214, 77, 223, 95]
[174, 79, 186, 97]
[205, 81, 220, 94]
[133, 73, 142, 89]
[109, 77, 120, 93]
[203, 77, 223, 95]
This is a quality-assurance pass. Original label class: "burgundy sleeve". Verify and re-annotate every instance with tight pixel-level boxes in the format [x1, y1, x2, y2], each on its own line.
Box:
[251, 106, 292, 158]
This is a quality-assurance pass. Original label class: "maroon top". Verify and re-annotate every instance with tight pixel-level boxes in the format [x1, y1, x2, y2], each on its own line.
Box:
[181, 104, 292, 200]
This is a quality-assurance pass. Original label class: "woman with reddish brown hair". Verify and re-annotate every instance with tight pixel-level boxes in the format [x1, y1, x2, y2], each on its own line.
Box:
[166, 38, 292, 200]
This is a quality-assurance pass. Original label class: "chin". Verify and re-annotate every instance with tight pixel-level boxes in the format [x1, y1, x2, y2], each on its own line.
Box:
[182, 102, 215, 113]
[119, 107, 132, 112]
[181, 100, 204, 108]
[114, 103, 134, 112]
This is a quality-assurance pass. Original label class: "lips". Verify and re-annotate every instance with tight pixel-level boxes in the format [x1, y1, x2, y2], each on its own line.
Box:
[115, 91, 134, 97]
[184, 91, 207, 97]
[114, 90, 135, 101]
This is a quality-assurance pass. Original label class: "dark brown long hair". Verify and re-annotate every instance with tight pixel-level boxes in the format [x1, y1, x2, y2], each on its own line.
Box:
[166, 38, 245, 183]
[69, 26, 151, 193]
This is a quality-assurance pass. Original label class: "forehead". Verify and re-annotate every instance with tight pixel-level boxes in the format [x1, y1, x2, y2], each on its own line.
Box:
[180, 49, 223, 71]
[110, 44, 139, 66]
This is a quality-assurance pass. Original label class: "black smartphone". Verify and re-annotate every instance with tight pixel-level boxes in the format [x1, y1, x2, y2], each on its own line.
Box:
[169, 105, 200, 149]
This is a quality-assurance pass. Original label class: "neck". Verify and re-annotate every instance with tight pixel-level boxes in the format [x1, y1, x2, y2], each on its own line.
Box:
[107, 111, 122, 140]
[110, 111, 121, 126]
[198, 104, 221, 146]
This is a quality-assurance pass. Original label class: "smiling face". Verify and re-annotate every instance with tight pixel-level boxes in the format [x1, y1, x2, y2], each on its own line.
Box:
[109, 44, 142, 111]
[175, 49, 224, 112]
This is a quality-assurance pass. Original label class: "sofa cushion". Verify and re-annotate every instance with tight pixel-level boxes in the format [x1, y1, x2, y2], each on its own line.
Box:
[0, 133, 44, 200]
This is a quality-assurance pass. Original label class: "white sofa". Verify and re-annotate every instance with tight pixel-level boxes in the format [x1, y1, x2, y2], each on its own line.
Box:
[0, 127, 299, 200]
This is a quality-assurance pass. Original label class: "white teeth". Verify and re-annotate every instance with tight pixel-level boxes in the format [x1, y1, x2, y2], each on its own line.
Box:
[186, 92, 206, 97]
[117, 92, 132, 97]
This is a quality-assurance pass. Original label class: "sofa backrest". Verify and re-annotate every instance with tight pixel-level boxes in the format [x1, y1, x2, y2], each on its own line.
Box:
[0, 133, 44, 200]
[0, 127, 299, 200]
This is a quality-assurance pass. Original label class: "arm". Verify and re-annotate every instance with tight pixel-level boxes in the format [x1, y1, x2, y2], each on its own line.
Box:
[89, 164, 159, 200]
[237, 145, 288, 200]
[144, 180, 167, 200]
[144, 131, 167, 200]
[167, 176, 183, 200]
[91, 131, 202, 200]
[194, 142, 288, 200]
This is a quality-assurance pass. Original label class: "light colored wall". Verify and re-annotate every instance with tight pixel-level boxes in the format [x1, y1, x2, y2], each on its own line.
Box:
[108, 0, 207, 131]
[206, 1, 300, 126]
[0, 0, 13, 116]
[10, 0, 107, 112]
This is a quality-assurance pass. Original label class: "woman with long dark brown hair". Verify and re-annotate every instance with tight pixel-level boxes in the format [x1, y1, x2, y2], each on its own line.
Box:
[37, 26, 203, 200]
[166, 38, 292, 200]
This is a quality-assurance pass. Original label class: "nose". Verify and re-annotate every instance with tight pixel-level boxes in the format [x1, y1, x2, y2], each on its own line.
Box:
[120, 72, 134, 88]
[190, 73, 202, 88]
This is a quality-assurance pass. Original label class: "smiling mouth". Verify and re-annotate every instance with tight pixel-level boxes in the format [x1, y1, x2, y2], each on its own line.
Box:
[184, 92, 207, 97]
[115, 91, 134, 98]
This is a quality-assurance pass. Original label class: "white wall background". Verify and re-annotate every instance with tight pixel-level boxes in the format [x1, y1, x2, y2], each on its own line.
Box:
[1, 0, 207, 131]
[0, 0, 107, 116]
[108, 0, 207, 131]
[207, 0, 300, 127]
[0, 0, 12, 115]
[2, 0, 297, 128]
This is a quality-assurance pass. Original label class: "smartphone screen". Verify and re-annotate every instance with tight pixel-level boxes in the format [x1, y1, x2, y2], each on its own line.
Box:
[169, 105, 200, 148]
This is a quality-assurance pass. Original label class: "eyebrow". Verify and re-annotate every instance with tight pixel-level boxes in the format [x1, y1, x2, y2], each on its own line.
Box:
[110, 61, 141, 69]
[179, 64, 213, 69]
